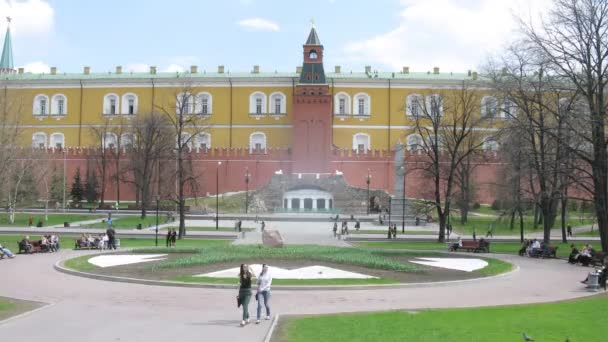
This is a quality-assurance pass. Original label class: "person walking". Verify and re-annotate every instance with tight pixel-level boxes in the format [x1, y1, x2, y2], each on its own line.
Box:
[166, 229, 171, 247]
[170, 228, 177, 247]
[106, 226, 116, 250]
[567, 225, 573, 237]
[256, 264, 272, 324]
[486, 223, 494, 238]
[238, 264, 254, 327]
[355, 219, 361, 231]
[332, 222, 338, 238]
[261, 221, 266, 232]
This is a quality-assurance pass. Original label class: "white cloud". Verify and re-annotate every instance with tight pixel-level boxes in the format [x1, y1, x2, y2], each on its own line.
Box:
[0, 0, 54, 36]
[20, 61, 49, 73]
[237, 17, 280, 32]
[165, 64, 185, 72]
[342, 0, 551, 72]
[125, 63, 150, 73]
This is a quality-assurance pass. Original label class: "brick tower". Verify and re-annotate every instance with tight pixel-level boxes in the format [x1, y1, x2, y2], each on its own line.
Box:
[292, 26, 332, 173]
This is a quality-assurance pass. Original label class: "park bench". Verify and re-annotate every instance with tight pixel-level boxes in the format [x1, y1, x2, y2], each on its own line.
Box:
[591, 252, 607, 267]
[449, 239, 490, 253]
[18, 240, 50, 254]
[74, 238, 102, 250]
[527, 246, 559, 258]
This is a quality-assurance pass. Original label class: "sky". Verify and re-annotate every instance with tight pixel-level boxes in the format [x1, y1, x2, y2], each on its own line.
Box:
[0, 0, 551, 74]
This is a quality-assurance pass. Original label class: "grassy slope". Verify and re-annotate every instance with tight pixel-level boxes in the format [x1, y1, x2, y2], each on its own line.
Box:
[278, 296, 608, 342]
[451, 215, 594, 236]
[0, 213, 101, 227]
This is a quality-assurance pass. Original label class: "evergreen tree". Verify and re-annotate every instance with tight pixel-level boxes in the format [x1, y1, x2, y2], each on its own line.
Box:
[49, 166, 64, 204]
[70, 167, 84, 204]
[84, 167, 99, 203]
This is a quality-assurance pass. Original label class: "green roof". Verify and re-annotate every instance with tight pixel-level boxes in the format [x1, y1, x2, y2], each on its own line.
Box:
[0, 26, 13, 71]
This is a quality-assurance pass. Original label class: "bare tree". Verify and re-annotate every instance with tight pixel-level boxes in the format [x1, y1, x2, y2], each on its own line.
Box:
[407, 82, 485, 242]
[518, 0, 608, 251]
[0, 86, 23, 209]
[89, 119, 115, 207]
[157, 86, 209, 238]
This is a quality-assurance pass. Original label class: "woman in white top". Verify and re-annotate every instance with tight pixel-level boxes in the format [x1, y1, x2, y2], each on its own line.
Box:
[255, 264, 272, 324]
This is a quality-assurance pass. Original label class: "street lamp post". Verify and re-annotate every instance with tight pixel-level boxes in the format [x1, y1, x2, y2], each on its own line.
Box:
[365, 169, 371, 215]
[216, 161, 221, 230]
[244, 167, 251, 214]
[401, 166, 406, 233]
[155, 195, 160, 247]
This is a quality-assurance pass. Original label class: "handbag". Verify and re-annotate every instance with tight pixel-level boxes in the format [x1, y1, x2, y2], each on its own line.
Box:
[236, 295, 242, 308]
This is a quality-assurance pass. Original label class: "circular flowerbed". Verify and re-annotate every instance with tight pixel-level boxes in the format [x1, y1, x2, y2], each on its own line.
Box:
[61, 245, 512, 286]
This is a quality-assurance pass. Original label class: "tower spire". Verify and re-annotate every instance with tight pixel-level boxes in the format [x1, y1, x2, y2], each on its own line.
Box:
[0, 17, 15, 73]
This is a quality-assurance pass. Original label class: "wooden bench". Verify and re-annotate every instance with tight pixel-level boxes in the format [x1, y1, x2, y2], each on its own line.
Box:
[18, 240, 50, 254]
[591, 252, 607, 266]
[449, 239, 490, 253]
[74, 239, 101, 250]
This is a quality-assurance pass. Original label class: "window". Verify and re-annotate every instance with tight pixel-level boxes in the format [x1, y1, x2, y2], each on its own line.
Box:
[249, 132, 267, 152]
[122, 94, 138, 115]
[334, 92, 351, 115]
[50, 133, 64, 148]
[33, 95, 49, 116]
[51, 94, 67, 116]
[269, 92, 286, 115]
[103, 133, 117, 148]
[103, 94, 119, 115]
[406, 94, 423, 117]
[121, 133, 134, 148]
[352, 133, 370, 153]
[32, 132, 47, 148]
[195, 133, 211, 151]
[176, 92, 194, 115]
[427, 94, 443, 117]
[483, 136, 499, 151]
[195, 92, 212, 115]
[353, 93, 370, 116]
[406, 134, 423, 151]
[249, 92, 267, 115]
[178, 133, 192, 150]
[481, 96, 498, 118]
[502, 99, 517, 118]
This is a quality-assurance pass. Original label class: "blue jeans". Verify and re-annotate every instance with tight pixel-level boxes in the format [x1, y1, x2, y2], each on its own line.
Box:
[256, 290, 271, 320]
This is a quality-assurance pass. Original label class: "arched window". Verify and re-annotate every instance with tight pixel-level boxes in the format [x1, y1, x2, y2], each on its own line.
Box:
[406, 134, 423, 151]
[51, 94, 67, 116]
[269, 92, 286, 115]
[121, 93, 138, 115]
[103, 133, 118, 148]
[426, 94, 443, 117]
[406, 93, 423, 117]
[33, 94, 49, 116]
[195, 92, 213, 115]
[502, 98, 517, 118]
[50, 132, 65, 148]
[103, 94, 119, 115]
[177, 133, 192, 150]
[481, 96, 498, 118]
[483, 136, 499, 151]
[353, 93, 371, 116]
[309, 49, 318, 59]
[334, 92, 351, 115]
[249, 92, 267, 115]
[250, 132, 267, 152]
[176, 92, 194, 115]
[32, 132, 47, 148]
[352, 133, 370, 153]
[120, 133, 135, 148]
[194, 133, 211, 151]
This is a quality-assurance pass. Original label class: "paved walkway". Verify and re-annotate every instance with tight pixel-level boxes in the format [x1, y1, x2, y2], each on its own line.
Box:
[0, 245, 599, 342]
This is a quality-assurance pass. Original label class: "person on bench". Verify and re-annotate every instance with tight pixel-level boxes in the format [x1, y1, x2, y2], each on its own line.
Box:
[450, 237, 463, 251]
[0, 243, 15, 258]
[568, 244, 580, 264]
[578, 244, 594, 266]
[529, 239, 541, 257]
[20, 236, 33, 253]
[518, 240, 530, 256]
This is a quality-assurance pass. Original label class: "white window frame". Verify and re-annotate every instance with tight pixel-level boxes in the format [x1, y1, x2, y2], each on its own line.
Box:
[176, 92, 194, 115]
[481, 96, 498, 118]
[406, 94, 423, 117]
[177, 133, 192, 150]
[50, 132, 65, 148]
[51, 94, 67, 116]
[103, 93, 120, 115]
[269, 92, 286, 115]
[334, 92, 351, 115]
[352, 93, 371, 116]
[33, 94, 49, 116]
[195, 92, 213, 115]
[121, 93, 138, 115]
[249, 92, 267, 115]
[502, 99, 517, 118]
[32, 132, 47, 148]
[103, 132, 118, 148]
[352, 133, 371, 153]
[120, 133, 135, 148]
[406, 134, 423, 151]
[249, 132, 267, 152]
[426, 94, 443, 117]
[194, 133, 211, 151]
[483, 136, 499, 151]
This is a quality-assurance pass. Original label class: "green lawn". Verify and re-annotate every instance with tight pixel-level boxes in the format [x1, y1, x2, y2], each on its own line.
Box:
[0, 297, 43, 321]
[575, 230, 600, 237]
[0, 213, 101, 227]
[83, 215, 167, 229]
[277, 296, 608, 342]
[351, 230, 435, 235]
[451, 215, 594, 236]
[172, 276, 399, 286]
[176, 226, 254, 232]
[186, 192, 249, 213]
[353, 241, 602, 259]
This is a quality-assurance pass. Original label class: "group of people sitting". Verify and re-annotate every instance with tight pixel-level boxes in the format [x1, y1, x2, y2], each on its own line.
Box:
[568, 244, 598, 266]
[19, 235, 60, 253]
[75, 233, 108, 249]
[518, 239, 553, 258]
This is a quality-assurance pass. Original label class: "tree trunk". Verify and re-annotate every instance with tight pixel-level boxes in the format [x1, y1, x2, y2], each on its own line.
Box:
[437, 209, 446, 243]
[519, 209, 524, 243]
[510, 209, 515, 231]
[561, 197, 567, 243]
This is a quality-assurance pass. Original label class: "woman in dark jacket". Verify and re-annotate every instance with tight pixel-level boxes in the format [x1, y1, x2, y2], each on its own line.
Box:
[238, 264, 254, 326]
